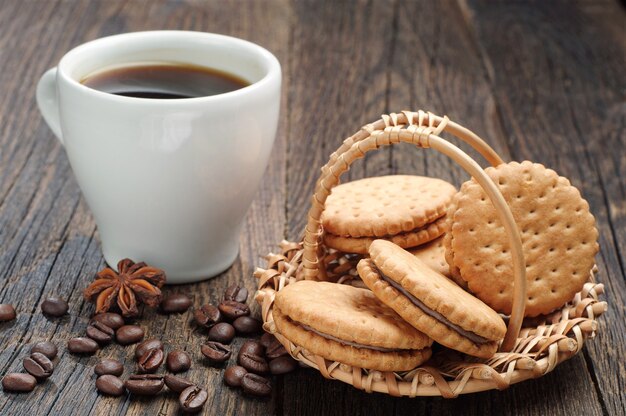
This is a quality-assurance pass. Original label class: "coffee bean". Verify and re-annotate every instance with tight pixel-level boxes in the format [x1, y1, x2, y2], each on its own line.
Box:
[31, 341, 57, 359]
[0, 304, 16, 321]
[260, 333, 275, 348]
[208, 322, 235, 344]
[68, 337, 99, 355]
[223, 366, 247, 387]
[265, 338, 289, 360]
[2, 373, 37, 392]
[180, 385, 208, 413]
[269, 356, 298, 375]
[137, 348, 164, 373]
[96, 375, 125, 396]
[135, 338, 163, 359]
[241, 373, 272, 397]
[166, 350, 191, 373]
[86, 320, 115, 344]
[200, 341, 231, 364]
[41, 296, 68, 317]
[116, 325, 144, 345]
[218, 301, 250, 321]
[160, 294, 192, 314]
[164, 374, 194, 393]
[239, 340, 265, 357]
[125, 374, 164, 395]
[233, 316, 262, 335]
[94, 359, 124, 376]
[194, 304, 221, 328]
[224, 285, 248, 303]
[238, 352, 269, 375]
[92, 312, 125, 330]
[23, 352, 54, 381]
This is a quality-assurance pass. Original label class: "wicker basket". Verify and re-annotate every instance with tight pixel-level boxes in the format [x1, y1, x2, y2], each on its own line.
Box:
[254, 111, 607, 397]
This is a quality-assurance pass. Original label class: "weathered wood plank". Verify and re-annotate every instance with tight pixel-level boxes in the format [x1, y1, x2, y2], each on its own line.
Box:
[461, 1, 626, 415]
[284, 0, 397, 240]
[0, 0, 289, 415]
[388, 0, 512, 187]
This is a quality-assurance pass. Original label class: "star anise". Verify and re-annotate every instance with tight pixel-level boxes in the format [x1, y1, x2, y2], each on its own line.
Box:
[83, 259, 166, 317]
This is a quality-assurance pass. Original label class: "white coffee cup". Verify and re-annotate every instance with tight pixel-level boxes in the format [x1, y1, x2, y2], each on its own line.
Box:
[37, 31, 281, 284]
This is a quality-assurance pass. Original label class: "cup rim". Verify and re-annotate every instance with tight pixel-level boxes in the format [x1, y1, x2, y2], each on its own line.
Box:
[57, 30, 281, 104]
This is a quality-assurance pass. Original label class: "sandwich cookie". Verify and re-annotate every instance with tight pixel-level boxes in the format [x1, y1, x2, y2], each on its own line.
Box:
[445, 161, 599, 316]
[321, 175, 456, 254]
[358, 240, 507, 358]
[273, 281, 432, 371]
[409, 236, 450, 278]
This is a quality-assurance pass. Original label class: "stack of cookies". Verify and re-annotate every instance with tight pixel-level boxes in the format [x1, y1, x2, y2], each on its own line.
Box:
[321, 175, 457, 254]
[272, 163, 598, 372]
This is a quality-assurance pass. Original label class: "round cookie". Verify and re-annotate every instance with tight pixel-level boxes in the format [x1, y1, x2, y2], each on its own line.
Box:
[359, 240, 506, 358]
[273, 281, 432, 371]
[324, 215, 447, 254]
[447, 161, 598, 317]
[409, 236, 450, 277]
[322, 175, 456, 238]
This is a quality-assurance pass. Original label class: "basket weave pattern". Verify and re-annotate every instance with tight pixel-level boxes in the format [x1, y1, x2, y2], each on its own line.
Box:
[254, 111, 607, 397]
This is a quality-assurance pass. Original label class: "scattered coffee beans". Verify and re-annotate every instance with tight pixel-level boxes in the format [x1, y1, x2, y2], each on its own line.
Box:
[135, 338, 163, 359]
[94, 359, 124, 377]
[68, 337, 99, 354]
[265, 338, 289, 360]
[96, 375, 125, 396]
[269, 356, 298, 375]
[86, 320, 115, 344]
[92, 312, 125, 330]
[241, 373, 272, 397]
[116, 325, 144, 345]
[224, 285, 248, 303]
[233, 316, 262, 335]
[125, 374, 164, 395]
[164, 374, 194, 393]
[137, 348, 164, 373]
[23, 352, 54, 381]
[218, 301, 250, 321]
[41, 296, 68, 317]
[260, 333, 274, 348]
[194, 304, 222, 328]
[201, 341, 231, 364]
[224, 366, 247, 387]
[161, 294, 192, 314]
[238, 351, 269, 375]
[208, 322, 235, 344]
[239, 340, 265, 357]
[0, 304, 16, 321]
[31, 341, 57, 359]
[166, 350, 191, 373]
[179, 385, 208, 413]
[2, 373, 37, 392]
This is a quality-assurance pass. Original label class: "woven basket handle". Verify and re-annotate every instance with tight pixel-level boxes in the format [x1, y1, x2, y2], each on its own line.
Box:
[303, 111, 526, 351]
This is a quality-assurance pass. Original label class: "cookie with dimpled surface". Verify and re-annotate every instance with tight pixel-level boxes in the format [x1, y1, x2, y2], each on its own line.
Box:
[358, 240, 506, 358]
[446, 161, 598, 317]
[409, 236, 451, 278]
[321, 175, 456, 254]
[273, 281, 432, 371]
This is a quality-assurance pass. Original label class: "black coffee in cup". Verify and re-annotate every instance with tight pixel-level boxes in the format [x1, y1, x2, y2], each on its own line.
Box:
[81, 63, 249, 99]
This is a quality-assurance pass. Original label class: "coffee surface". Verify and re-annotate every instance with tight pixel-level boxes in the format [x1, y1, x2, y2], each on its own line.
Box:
[81, 63, 249, 99]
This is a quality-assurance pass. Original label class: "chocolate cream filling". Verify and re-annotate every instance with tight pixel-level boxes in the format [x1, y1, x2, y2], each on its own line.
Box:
[374, 266, 490, 345]
[293, 321, 416, 353]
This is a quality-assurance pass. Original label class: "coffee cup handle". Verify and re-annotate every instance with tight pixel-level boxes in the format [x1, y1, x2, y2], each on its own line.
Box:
[36, 68, 63, 145]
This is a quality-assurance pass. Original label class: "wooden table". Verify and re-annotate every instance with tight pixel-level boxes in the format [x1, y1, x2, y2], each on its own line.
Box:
[0, 1, 624, 415]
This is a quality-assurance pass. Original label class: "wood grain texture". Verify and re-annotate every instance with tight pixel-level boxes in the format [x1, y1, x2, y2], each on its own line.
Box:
[461, 1, 626, 415]
[0, 0, 624, 415]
